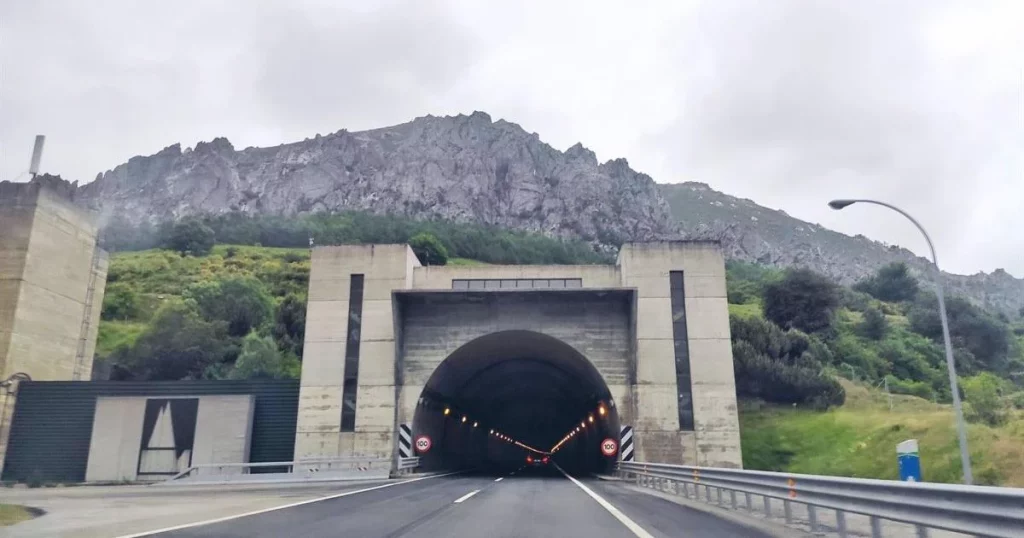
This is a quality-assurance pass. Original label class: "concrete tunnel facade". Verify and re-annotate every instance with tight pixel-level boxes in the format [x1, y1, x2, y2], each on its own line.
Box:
[294, 241, 742, 472]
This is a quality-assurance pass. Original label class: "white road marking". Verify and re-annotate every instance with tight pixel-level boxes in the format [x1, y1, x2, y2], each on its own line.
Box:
[494, 477, 503, 482]
[454, 489, 481, 503]
[114, 472, 460, 538]
[556, 465, 655, 538]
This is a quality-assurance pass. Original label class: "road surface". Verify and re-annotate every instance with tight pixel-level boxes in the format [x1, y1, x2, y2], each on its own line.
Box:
[138, 467, 775, 538]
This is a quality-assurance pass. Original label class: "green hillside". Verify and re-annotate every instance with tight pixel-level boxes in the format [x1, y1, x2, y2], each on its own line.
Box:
[95, 213, 1024, 485]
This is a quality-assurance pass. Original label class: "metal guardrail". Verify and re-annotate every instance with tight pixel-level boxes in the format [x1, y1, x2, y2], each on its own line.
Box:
[618, 461, 1024, 538]
[167, 457, 390, 481]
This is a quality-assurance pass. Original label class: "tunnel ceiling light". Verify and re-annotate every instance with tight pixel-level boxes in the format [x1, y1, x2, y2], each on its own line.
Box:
[444, 408, 450, 416]
[473, 421, 478, 427]
[461, 416, 467, 423]
[598, 405, 606, 416]
[588, 415, 594, 423]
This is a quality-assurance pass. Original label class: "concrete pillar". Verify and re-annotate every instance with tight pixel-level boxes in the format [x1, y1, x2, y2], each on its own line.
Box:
[295, 245, 419, 462]
[617, 242, 742, 467]
[0, 182, 107, 471]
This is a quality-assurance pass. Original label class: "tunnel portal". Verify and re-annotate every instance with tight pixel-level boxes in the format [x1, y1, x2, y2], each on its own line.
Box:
[412, 330, 620, 473]
[294, 242, 743, 472]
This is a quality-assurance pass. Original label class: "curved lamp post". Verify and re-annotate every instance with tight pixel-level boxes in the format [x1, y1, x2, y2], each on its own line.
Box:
[828, 199, 973, 485]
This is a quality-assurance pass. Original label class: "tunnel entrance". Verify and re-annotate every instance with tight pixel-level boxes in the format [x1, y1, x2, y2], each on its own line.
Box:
[412, 330, 620, 474]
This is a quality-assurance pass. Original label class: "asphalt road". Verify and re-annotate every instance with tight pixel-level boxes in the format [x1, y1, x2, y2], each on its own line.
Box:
[140, 468, 776, 538]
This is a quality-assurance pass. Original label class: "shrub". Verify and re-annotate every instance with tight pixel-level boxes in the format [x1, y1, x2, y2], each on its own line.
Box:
[908, 294, 1011, 373]
[409, 232, 449, 266]
[763, 268, 840, 334]
[859, 307, 889, 340]
[853, 262, 920, 303]
[185, 277, 274, 337]
[961, 372, 1008, 426]
[167, 218, 215, 256]
[230, 333, 298, 379]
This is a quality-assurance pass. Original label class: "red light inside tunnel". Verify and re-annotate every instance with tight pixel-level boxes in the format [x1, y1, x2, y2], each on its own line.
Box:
[526, 456, 533, 463]
[542, 457, 549, 464]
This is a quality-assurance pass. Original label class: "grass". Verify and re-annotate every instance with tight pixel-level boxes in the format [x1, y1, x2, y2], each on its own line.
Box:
[0, 504, 37, 526]
[740, 380, 1024, 486]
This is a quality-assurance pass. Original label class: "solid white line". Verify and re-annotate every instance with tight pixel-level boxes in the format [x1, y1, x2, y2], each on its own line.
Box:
[114, 472, 460, 538]
[453, 489, 481, 503]
[556, 466, 654, 538]
[494, 477, 503, 482]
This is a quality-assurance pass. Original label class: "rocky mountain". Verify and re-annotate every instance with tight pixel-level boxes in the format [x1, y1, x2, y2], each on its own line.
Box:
[660, 182, 1024, 315]
[72, 111, 677, 247]
[11, 111, 1022, 314]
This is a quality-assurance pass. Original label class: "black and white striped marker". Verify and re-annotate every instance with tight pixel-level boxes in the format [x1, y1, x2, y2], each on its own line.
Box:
[620, 425, 634, 462]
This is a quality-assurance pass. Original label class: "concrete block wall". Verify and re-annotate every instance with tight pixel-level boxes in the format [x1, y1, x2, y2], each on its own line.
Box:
[395, 292, 634, 428]
[296, 244, 420, 461]
[617, 242, 742, 467]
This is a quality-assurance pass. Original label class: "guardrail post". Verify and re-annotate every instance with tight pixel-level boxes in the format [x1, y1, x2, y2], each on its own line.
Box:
[836, 510, 848, 538]
[915, 525, 928, 538]
[808, 505, 819, 532]
[870, 516, 882, 538]
[763, 496, 770, 518]
[784, 499, 793, 524]
[730, 489, 737, 510]
[744, 492, 752, 511]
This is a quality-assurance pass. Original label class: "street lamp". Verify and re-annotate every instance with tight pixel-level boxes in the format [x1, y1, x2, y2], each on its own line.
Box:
[829, 198, 973, 484]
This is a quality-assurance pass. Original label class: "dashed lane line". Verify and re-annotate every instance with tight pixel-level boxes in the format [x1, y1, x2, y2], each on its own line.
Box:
[555, 464, 655, 538]
[454, 489, 481, 504]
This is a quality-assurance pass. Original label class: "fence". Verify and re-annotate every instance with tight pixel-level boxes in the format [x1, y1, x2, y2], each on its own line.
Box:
[618, 461, 1024, 538]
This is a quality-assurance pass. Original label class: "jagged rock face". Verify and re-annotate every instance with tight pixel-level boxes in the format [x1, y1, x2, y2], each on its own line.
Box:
[74, 111, 679, 246]
[13, 111, 1019, 315]
[660, 182, 1024, 315]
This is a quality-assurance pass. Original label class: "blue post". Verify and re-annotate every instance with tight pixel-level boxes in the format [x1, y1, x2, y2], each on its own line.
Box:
[897, 439, 922, 482]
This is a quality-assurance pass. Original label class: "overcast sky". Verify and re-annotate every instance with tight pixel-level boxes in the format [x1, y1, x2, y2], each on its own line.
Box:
[2, 0, 1021, 276]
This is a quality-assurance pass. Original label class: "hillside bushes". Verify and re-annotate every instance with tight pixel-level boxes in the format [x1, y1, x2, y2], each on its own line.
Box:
[100, 211, 610, 266]
[730, 316, 845, 409]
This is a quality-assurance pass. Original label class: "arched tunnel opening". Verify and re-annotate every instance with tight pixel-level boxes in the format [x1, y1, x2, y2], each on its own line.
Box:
[412, 330, 620, 475]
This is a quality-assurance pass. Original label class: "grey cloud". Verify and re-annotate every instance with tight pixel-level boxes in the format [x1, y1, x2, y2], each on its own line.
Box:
[652, 0, 1021, 275]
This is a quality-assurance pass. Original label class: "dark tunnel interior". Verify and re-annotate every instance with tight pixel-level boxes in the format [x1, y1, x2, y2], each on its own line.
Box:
[412, 330, 620, 475]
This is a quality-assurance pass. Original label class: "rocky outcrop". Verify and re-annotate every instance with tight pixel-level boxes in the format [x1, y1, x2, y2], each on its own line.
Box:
[72, 112, 678, 246]
[5, 112, 1020, 315]
[659, 182, 1024, 315]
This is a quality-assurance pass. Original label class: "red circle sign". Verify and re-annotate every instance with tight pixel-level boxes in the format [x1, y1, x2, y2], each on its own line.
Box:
[415, 435, 432, 454]
[601, 438, 618, 457]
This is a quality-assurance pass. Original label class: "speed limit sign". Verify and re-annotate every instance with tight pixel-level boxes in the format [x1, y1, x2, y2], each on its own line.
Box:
[415, 435, 432, 454]
[601, 438, 618, 457]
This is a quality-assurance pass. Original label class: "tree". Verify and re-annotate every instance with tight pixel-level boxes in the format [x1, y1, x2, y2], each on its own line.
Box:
[185, 277, 274, 337]
[858, 307, 889, 340]
[272, 294, 307, 357]
[762, 268, 840, 334]
[123, 300, 230, 380]
[229, 333, 297, 379]
[908, 294, 1011, 373]
[853, 262, 920, 302]
[408, 232, 449, 266]
[167, 218, 215, 256]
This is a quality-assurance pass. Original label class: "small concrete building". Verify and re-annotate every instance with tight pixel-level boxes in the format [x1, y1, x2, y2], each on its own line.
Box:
[297, 241, 742, 469]
[0, 181, 108, 470]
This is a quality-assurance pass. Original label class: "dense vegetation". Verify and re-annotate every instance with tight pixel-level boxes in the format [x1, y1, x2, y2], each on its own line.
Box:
[727, 260, 1024, 424]
[100, 211, 611, 265]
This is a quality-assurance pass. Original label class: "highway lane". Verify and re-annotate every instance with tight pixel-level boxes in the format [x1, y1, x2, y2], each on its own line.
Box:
[143, 468, 776, 538]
